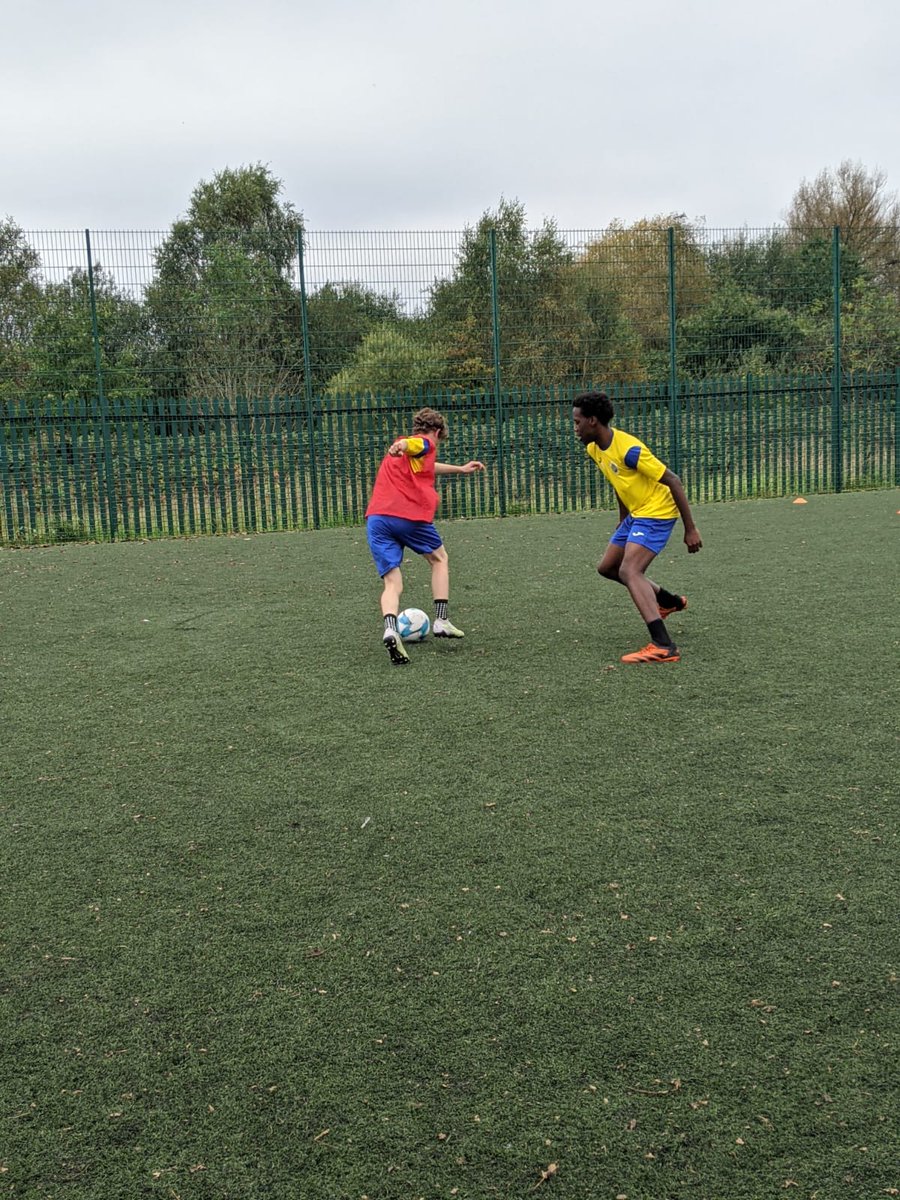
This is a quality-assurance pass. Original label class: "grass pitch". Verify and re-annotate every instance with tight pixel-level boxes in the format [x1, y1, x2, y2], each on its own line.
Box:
[1, 492, 898, 1199]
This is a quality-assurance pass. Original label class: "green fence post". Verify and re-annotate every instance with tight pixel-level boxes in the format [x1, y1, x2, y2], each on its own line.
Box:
[297, 226, 321, 529]
[667, 227, 681, 474]
[489, 229, 506, 516]
[832, 226, 843, 493]
[85, 229, 118, 539]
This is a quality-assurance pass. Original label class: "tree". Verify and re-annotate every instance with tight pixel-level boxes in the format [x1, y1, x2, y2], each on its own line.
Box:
[794, 277, 900, 373]
[0, 219, 42, 400]
[147, 164, 304, 402]
[565, 265, 649, 384]
[786, 161, 900, 291]
[578, 216, 712, 379]
[428, 199, 580, 388]
[839, 280, 900, 371]
[155, 163, 300, 284]
[306, 283, 405, 392]
[325, 325, 447, 396]
[677, 282, 803, 377]
[705, 230, 844, 313]
[28, 267, 154, 403]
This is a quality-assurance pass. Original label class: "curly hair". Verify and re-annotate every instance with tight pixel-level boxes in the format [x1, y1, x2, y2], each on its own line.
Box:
[411, 407, 448, 437]
[573, 392, 614, 424]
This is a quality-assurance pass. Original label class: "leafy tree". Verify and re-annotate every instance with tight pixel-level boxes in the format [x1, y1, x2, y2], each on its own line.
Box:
[795, 278, 900, 373]
[565, 265, 648, 384]
[305, 283, 405, 392]
[707, 228, 866, 317]
[786, 160, 900, 291]
[839, 280, 900, 371]
[162, 242, 302, 403]
[677, 282, 804, 377]
[28, 267, 154, 402]
[0, 219, 42, 400]
[325, 325, 447, 396]
[147, 164, 304, 402]
[577, 216, 712, 379]
[155, 163, 300, 283]
[428, 199, 580, 388]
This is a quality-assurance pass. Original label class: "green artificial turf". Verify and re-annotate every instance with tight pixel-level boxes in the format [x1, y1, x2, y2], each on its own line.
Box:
[1, 492, 897, 1199]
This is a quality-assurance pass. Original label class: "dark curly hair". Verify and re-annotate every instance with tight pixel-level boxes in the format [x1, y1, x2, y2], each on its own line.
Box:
[573, 392, 614, 424]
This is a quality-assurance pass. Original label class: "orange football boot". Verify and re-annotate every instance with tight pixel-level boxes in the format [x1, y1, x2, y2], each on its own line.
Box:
[620, 642, 681, 664]
[658, 595, 688, 619]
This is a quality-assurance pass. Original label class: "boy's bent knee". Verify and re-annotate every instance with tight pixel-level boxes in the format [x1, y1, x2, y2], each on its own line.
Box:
[618, 564, 640, 585]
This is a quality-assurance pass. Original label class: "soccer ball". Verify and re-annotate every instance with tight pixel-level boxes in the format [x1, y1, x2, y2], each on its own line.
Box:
[397, 607, 431, 642]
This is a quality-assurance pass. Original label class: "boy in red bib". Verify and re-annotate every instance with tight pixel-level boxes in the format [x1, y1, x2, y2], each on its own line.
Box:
[365, 407, 485, 665]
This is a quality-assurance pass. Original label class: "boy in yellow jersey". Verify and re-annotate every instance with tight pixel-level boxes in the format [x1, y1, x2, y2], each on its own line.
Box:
[572, 392, 702, 663]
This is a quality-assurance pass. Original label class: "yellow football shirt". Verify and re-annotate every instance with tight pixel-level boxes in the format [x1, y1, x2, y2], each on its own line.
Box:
[586, 430, 678, 519]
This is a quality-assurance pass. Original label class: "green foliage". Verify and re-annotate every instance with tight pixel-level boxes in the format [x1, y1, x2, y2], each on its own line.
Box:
[325, 324, 448, 396]
[797, 278, 900, 372]
[155, 162, 300, 283]
[28, 267, 154, 402]
[49, 518, 88, 543]
[428, 198, 580, 387]
[706, 231, 865, 313]
[566, 265, 646, 383]
[306, 282, 406, 392]
[677, 282, 804, 377]
[0, 219, 42, 399]
[787, 159, 900, 290]
[579, 216, 712, 380]
[147, 164, 303, 401]
[5, 170, 900, 408]
[841, 280, 900, 369]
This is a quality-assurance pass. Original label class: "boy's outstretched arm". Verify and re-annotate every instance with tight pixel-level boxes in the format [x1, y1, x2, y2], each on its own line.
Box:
[435, 460, 486, 475]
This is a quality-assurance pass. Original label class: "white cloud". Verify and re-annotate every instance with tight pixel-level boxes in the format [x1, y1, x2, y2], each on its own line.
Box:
[3, 0, 899, 232]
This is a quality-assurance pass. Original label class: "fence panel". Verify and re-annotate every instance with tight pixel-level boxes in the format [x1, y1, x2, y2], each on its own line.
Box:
[1, 375, 895, 545]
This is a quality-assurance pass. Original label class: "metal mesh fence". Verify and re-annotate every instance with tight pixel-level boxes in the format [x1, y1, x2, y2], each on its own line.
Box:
[1, 377, 895, 545]
[6, 222, 898, 396]
[0, 223, 898, 544]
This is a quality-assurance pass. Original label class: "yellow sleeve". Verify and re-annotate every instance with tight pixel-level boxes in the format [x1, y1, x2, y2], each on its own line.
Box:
[636, 446, 668, 481]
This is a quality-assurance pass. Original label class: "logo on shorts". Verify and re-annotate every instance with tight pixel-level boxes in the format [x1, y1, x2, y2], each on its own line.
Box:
[632, 530, 645, 537]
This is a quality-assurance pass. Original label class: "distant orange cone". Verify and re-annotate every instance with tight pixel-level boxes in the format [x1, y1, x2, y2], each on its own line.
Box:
[793, 497, 808, 505]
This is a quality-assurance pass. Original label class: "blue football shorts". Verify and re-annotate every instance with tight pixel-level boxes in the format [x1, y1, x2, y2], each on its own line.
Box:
[366, 514, 443, 577]
[610, 514, 677, 556]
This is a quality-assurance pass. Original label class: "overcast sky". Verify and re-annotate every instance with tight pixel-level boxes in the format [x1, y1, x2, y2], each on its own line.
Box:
[3, 0, 899, 235]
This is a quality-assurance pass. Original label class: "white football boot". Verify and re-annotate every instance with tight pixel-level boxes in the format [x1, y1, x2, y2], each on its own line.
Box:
[433, 618, 464, 638]
[383, 628, 410, 665]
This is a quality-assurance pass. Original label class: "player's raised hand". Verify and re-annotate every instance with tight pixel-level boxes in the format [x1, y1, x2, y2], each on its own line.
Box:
[387, 438, 408, 456]
[459, 460, 486, 473]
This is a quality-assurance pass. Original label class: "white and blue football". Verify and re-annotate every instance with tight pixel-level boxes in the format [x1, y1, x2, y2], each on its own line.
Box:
[397, 607, 431, 642]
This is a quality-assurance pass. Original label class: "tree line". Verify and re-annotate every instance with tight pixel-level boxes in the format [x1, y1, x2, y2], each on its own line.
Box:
[2, 160, 900, 409]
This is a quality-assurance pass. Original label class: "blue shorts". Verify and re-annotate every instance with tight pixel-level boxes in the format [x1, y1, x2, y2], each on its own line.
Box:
[610, 515, 677, 556]
[366, 515, 443, 577]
